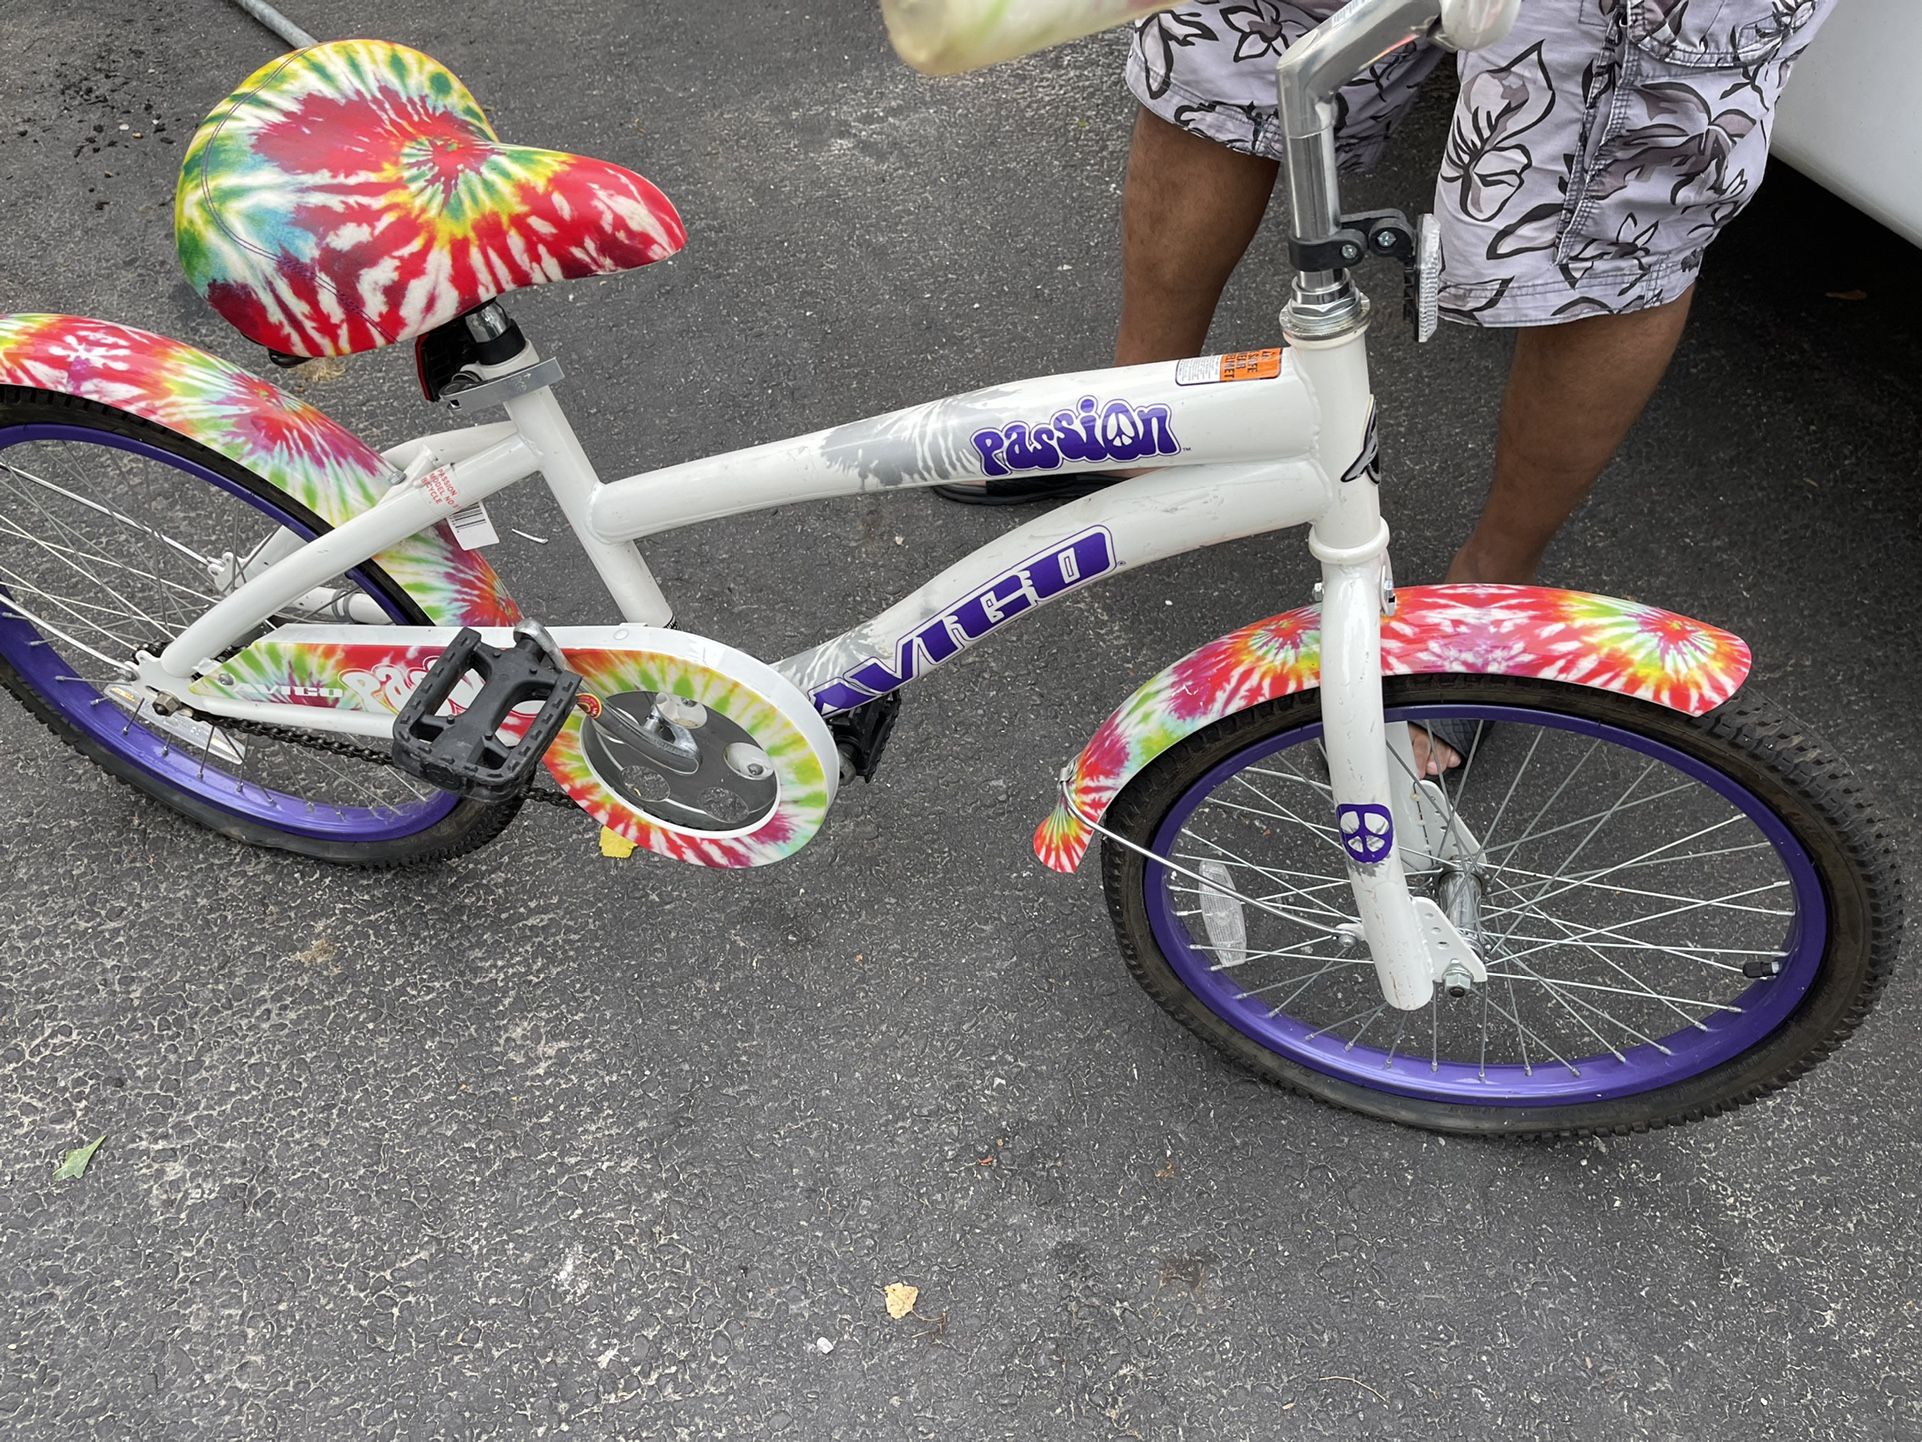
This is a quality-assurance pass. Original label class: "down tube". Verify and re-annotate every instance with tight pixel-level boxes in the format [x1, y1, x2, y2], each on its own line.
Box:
[778, 460, 1329, 715]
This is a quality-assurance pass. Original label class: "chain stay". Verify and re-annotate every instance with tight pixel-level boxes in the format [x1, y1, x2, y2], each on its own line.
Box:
[207, 708, 583, 809]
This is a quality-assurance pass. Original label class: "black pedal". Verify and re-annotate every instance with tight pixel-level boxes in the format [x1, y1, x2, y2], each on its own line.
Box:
[392, 628, 582, 802]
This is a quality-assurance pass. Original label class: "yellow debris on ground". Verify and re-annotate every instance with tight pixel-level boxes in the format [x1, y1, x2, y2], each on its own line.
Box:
[884, 1283, 919, 1319]
[599, 827, 637, 858]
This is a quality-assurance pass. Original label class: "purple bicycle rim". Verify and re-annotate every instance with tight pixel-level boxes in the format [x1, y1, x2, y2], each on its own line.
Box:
[0, 423, 459, 842]
[1145, 702, 1826, 1106]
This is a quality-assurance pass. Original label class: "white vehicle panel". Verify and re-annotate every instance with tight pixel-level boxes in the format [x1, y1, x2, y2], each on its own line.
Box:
[1774, 0, 1922, 246]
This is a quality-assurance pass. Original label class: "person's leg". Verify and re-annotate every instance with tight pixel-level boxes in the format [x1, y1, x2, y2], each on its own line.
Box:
[1409, 293, 1696, 775]
[1409, 0, 1838, 776]
[1114, 108, 1280, 366]
[1445, 294, 1694, 589]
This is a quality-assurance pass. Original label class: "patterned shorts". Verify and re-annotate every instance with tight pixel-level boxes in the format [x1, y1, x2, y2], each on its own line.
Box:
[1128, 0, 1836, 326]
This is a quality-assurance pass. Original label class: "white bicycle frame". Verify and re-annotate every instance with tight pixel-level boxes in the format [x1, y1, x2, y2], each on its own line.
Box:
[128, 0, 1517, 1011]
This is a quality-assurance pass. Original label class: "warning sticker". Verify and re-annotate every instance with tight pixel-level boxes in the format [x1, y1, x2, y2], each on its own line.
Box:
[1174, 348, 1285, 385]
[1221, 348, 1284, 382]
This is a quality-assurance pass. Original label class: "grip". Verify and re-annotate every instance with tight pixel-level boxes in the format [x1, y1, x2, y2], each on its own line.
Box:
[882, 0, 1177, 76]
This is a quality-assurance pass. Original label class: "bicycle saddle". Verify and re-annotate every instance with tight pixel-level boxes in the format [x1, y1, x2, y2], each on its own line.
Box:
[174, 39, 686, 359]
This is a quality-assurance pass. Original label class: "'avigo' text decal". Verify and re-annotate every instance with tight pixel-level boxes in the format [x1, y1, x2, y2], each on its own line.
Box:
[810, 528, 1118, 713]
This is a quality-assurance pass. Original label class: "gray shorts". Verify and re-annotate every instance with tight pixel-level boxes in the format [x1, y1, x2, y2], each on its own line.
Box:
[1128, 0, 1836, 326]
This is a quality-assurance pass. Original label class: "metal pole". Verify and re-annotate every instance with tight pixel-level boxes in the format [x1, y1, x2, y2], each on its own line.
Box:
[226, 0, 319, 49]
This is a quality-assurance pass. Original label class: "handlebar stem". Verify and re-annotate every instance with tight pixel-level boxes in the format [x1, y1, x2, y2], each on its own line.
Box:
[1276, 0, 1442, 336]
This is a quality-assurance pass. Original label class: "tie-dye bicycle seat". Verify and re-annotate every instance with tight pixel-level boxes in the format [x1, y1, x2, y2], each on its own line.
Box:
[175, 40, 687, 359]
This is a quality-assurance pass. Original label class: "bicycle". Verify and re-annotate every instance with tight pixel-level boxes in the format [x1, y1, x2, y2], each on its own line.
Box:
[0, 0, 1898, 1136]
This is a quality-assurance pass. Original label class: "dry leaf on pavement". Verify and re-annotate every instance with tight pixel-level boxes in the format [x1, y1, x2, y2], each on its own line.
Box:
[884, 1283, 919, 1319]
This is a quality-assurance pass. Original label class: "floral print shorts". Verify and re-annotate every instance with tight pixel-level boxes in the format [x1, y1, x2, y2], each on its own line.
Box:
[1128, 0, 1835, 325]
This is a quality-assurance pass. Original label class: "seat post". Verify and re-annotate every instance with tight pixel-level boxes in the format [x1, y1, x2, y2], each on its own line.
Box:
[462, 301, 532, 367]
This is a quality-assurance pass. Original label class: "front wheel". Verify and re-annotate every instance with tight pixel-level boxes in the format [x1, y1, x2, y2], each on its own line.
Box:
[1101, 673, 1900, 1137]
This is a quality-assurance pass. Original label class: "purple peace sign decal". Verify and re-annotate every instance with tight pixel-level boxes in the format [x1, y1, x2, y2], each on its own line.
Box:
[1336, 803, 1395, 865]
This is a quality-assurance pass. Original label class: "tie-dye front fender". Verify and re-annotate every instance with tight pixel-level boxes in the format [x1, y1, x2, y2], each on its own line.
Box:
[1034, 584, 1752, 873]
[0, 313, 519, 628]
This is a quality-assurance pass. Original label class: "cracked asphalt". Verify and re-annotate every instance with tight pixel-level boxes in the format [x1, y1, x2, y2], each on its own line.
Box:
[1, 2, 1917, 1438]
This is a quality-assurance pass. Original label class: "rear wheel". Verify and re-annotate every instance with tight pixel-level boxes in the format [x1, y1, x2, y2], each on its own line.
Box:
[1102, 673, 1899, 1136]
[0, 389, 519, 865]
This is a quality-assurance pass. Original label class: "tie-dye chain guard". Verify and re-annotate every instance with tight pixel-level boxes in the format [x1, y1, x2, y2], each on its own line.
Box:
[0, 313, 520, 630]
[1033, 583, 1752, 873]
[188, 625, 840, 868]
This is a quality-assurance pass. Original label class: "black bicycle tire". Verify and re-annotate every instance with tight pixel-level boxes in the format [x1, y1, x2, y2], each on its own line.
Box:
[1101, 672, 1901, 1138]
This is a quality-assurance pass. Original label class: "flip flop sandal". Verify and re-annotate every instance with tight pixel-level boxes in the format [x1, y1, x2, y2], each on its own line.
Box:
[1411, 716, 1485, 774]
[931, 472, 1128, 506]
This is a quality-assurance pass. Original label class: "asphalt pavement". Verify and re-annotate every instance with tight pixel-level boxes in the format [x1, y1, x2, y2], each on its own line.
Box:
[1, 2, 1918, 1438]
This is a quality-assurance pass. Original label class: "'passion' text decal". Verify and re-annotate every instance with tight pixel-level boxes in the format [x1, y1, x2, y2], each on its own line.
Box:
[972, 396, 1179, 478]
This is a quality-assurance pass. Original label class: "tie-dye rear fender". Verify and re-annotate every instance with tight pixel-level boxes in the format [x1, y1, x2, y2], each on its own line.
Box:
[0, 313, 519, 628]
[1034, 584, 1752, 873]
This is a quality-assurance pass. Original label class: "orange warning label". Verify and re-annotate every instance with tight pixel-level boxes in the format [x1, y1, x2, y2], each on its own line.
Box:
[1174, 348, 1286, 385]
[1219, 348, 1283, 382]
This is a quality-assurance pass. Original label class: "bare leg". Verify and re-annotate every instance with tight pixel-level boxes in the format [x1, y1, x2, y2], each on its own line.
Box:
[1414, 292, 1696, 774]
[1447, 294, 1695, 586]
[938, 109, 1276, 502]
[1116, 108, 1281, 365]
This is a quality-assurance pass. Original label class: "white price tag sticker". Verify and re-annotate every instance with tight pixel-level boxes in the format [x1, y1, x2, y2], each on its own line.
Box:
[448, 500, 500, 550]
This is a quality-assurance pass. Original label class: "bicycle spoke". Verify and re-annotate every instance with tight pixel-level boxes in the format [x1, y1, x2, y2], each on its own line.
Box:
[1303, 1001, 1385, 1045]
[1484, 817, 1774, 918]
[1170, 862, 1353, 919]
[1253, 957, 1368, 1013]
[1, 457, 215, 567]
[1491, 880, 1790, 969]
[1243, 759, 1333, 798]
[1482, 967, 1740, 1015]
[1478, 723, 1546, 854]
[1217, 775, 1346, 848]
[0, 564, 147, 660]
[1482, 990, 1579, 1076]
[0, 467, 183, 641]
[1495, 909, 1717, 1033]
[1184, 937, 1352, 971]
[1482, 779, 1700, 863]
[1479, 871, 1749, 977]
[0, 436, 440, 822]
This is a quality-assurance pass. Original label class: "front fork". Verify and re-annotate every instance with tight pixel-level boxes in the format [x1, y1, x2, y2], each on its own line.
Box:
[1291, 328, 1481, 1011]
[1315, 539, 1439, 1008]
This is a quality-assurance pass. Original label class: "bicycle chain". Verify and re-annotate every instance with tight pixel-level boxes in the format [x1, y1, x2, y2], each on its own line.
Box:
[207, 709, 585, 811]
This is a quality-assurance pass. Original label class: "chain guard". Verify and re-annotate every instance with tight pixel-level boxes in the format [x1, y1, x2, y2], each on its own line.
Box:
[178, 624, 840, 866]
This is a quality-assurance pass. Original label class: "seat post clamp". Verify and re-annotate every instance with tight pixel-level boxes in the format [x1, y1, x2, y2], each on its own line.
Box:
[441, 356, 566, 413]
